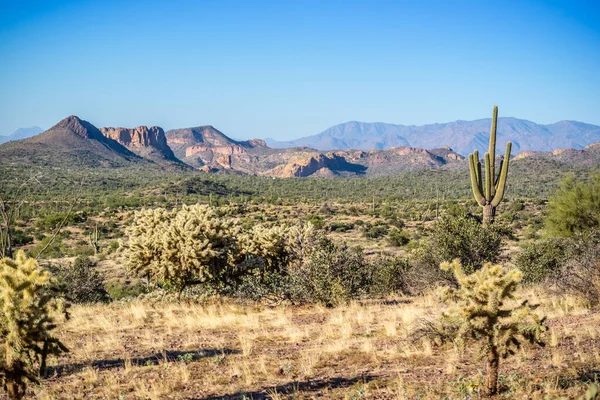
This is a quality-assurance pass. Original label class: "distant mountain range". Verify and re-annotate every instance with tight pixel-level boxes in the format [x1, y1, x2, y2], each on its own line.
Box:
[266, 118, 600, 156]
[0, 126, 44, 144]
[1, 116, 598, 178]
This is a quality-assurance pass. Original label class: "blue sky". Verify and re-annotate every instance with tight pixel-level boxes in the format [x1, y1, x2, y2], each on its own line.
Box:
[1, 0, 599, 140]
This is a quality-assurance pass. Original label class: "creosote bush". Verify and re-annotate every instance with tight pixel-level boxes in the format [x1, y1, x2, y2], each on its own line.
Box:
[415, 215, 506, 288]
[0, 251, 68, 399]
[440, 259, 546, 396]
[514, 238, 568, 284]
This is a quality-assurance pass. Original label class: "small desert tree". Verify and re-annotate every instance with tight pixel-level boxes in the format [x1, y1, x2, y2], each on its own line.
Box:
[440, 259, 546, 396]
[0, 251, 68, 399]
[124, 205, 243, 297]
[545, 173, 600, 238]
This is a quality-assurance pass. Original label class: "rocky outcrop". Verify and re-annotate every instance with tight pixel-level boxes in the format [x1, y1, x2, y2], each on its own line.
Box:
[244, 139, 267, 148]
[264, 153, 367, 178]
[100, 126, 180, 164]
[513, 150, 536, 160]
[185, 145, 248, 158]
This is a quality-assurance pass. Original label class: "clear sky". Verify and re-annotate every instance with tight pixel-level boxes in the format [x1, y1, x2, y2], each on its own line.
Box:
[1, 0, 599, 140]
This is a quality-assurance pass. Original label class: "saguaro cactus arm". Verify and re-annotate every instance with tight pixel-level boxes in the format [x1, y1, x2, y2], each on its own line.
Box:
[491, 142, 512, 207]
[469, 154, 486, 206]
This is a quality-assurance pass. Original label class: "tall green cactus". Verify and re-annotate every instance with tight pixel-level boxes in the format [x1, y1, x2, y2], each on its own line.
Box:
[468, 105, 512, 224]
[88, 224, 100, 255]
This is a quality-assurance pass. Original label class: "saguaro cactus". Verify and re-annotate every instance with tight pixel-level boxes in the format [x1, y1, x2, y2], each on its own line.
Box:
[468, 105, 512, 224]
[88, 224, 100, 255]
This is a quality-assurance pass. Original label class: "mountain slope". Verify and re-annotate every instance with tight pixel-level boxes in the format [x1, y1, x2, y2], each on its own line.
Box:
[267, 118, 600, 156]
[0, 126, 44, 144]
[0, 116, 144, 168]
[100, 126, 183, 165]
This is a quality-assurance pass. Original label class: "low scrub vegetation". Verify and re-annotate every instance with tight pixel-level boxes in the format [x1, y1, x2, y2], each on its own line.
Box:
[1, 171, 599, 398]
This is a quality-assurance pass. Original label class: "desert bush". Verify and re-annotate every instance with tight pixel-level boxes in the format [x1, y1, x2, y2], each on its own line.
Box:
[55, 257, 109, 304]
[440, 259, 546, 396]
[368, 254, 411, 296]
[362, 223, 389, 239]
[35, 212, 86, 231]
[105, 281, 148, 301]
[328, 221, 354, 232]
[10, 229, 33, 247]
[414, 215, 506, 286]
[235, 226, 409, 306]
[387, 228, 410, 247]
[514, 239, 568, 284]
[386, 214, 405, 229]
[552, 231, 600, 307]
[306, 214, 325, 229]
[27, 235, 67, 259]
[286, 238, 371, 307]
[545, 174, 600, 238]
[0, 251, 68, 399]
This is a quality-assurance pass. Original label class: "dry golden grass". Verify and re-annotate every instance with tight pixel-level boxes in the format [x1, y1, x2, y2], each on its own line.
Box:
[21, 287, 600, 399]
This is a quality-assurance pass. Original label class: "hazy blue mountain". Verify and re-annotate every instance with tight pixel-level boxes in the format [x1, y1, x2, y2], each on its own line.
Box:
[267, 118, 600, 156]
[0, 126, 44, 144]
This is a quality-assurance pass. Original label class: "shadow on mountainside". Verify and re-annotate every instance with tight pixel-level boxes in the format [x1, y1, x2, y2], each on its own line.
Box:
[195, 374, 380, 400]
[46, 348, 239, 378]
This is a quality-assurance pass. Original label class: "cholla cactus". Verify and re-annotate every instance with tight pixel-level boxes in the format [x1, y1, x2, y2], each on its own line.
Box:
[440, 259, 546, 396]
[0, 251, 68, 399]
[284, 222, 323, 267]
[124, 205, 242, 298]
[239, 224, 290, 269]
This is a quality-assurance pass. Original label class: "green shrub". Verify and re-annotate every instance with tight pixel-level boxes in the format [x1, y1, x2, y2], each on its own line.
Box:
[10, 229, 34, 247]
[514, 239, 567, 284]
[105, 281, 148, 301]
[287, 239, 371, 307]
[414, 215, 506, 287]
[369, 255, 411, 296]
[386, 214, 405, 229]
[306, 214, 325, 229]
[28, 236, 66, 259]
[362, 223, 389, 239]
[328, 221, 354, 232]
[545, 174, 600, 238]
[387, 228, 410, 247]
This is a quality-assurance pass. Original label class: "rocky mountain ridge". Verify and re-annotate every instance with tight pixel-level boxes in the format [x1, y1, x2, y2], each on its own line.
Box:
[99, 126, 180, 165]
[266, 118, 600, 156]
[1, 115, 598, 177]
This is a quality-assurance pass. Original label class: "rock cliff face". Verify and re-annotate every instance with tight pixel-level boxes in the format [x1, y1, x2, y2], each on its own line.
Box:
[185, 145, 248, 158]
[264, 153, 367, 178]
[165, 125, 264, 169]
[100, 126, 180, 164]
